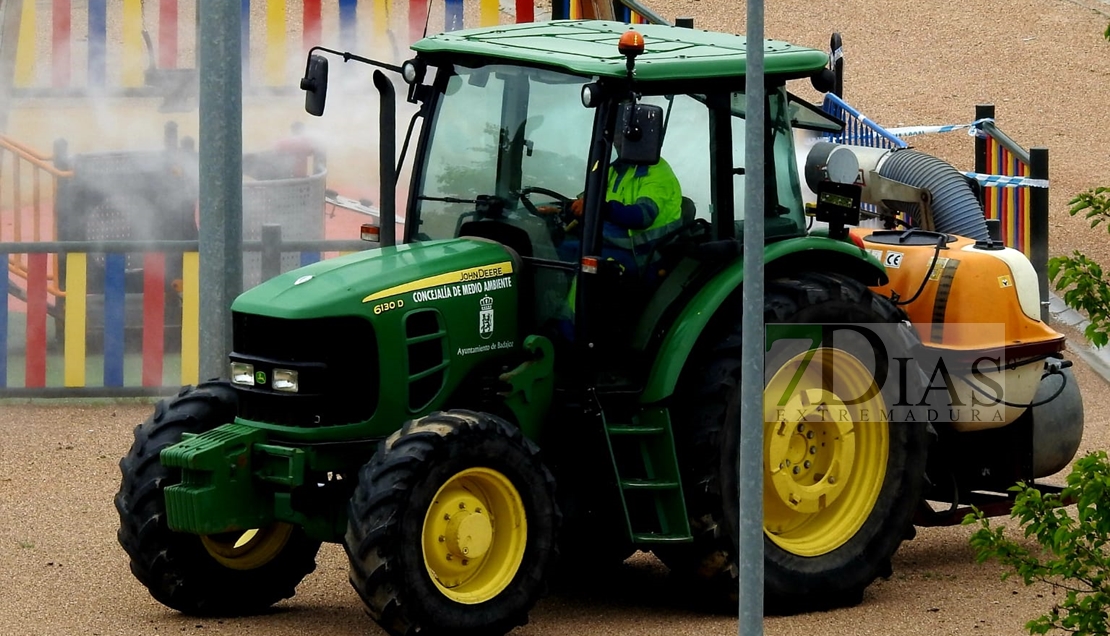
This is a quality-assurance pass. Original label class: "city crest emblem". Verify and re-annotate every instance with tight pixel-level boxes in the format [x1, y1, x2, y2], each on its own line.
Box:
[479, 295, 494, 339]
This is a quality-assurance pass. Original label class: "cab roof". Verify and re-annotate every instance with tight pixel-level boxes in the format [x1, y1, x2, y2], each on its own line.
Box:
[410, 19, 830, 82]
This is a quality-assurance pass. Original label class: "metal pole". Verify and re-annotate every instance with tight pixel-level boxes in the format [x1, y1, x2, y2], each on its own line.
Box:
[1029, 147, 1050, 324]
[740, 0, 765, 633]
[198, 0, 243, 381]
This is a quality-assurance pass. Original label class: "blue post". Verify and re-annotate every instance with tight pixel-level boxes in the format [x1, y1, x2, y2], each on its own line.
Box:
[103, 253, 126, 387]
[0, 255, 7, 387]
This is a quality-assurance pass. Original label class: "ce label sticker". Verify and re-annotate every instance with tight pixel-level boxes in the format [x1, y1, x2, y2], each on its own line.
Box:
[884, 251, 904, 268]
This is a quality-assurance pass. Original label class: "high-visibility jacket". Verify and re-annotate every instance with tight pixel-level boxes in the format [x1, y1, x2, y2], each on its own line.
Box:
[603, 156, 684, 268]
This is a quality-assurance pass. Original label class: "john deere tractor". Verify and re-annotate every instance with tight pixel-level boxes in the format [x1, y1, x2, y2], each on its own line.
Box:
[115, 19, 1084, 635]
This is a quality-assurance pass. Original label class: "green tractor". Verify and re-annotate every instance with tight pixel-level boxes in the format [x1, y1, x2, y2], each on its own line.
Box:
[115, 19, 1083, 635]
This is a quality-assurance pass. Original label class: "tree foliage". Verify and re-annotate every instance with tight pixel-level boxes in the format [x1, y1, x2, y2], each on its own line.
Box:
[965, 452, 1110, 635]
[965, 23, 1110, 636]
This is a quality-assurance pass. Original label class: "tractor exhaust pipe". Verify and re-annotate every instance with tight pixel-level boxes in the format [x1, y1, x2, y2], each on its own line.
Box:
[374, 70, 397, 247]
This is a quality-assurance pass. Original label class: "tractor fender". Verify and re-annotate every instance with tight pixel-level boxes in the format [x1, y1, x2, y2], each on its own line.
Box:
[639, 236, 888, 404]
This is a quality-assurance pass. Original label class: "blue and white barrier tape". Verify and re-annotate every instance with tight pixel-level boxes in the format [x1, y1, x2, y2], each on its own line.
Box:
[885, 118, 994, 138]
[963, 172, 1049, 188]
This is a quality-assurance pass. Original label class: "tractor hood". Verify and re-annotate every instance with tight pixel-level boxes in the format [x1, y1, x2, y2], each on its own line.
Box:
[231, 238, 519, 320]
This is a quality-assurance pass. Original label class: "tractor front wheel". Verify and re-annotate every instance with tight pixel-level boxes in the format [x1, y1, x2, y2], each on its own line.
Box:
[661, 272, 931, 613]
[114, 382, 321, 615]
[345, 410, 559, 636]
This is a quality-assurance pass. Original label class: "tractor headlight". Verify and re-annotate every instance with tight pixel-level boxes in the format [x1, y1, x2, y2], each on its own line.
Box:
[272, 368, 300, 393]
[231, 362, 255, 386]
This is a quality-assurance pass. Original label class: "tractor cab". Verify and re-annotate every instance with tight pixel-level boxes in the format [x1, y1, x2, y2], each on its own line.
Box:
[315, 21, 846, 373]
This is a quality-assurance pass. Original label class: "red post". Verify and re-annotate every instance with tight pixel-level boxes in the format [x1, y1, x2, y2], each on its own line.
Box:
[410, 0, 428, 44]
[159, 0, 178, 69]
[53, 0, 72, 88]
[515, 0, 534, 23]
[142, 253, 166, 386]
[303, 0, 322, 51]
[26, 253, 48, 387]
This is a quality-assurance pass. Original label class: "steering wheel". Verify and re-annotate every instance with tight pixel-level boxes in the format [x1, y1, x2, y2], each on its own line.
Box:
[518, 186, 579, 241]
[519, 186, 574, 218]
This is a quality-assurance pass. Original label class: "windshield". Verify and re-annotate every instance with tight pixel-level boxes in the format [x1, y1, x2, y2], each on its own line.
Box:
[411, 65, 807, 247]
[412, 64, 594, 249]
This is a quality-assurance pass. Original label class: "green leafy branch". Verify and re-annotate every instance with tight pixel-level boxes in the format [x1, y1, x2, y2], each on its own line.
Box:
[1048, 187, 1110, 348]
[964, 452, 1110, 635]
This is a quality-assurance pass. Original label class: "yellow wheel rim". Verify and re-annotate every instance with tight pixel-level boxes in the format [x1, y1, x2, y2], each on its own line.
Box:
[421, 467, 528, 605]
[762, 347, 889, 557]
[200, 523, 294, 570]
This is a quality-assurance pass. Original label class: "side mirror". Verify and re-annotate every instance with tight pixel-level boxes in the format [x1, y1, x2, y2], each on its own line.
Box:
[615, 102, 663, 165]
[300, 54, 329, 116]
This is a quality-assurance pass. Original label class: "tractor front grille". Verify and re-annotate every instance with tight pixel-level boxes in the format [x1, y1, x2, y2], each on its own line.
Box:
[230, 312, 378, 427]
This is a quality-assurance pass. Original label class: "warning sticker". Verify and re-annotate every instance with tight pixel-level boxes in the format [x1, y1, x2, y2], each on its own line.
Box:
[866, 248, 884, 261]
[998, 275, 1013, 288]
[928, 258, 951, 280]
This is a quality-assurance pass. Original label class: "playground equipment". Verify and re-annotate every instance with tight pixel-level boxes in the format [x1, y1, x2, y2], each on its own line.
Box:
[114, 16, 1082, 635]
[2, 123, 329, 355]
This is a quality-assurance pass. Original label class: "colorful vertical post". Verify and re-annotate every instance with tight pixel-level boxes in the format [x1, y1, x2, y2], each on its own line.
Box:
[103, 253, 126, 387]
[63, 253, 86, 387]
[0, 253, 7, 387]
[373, 0, 389, 38]
[181, 251, 199, 385]
[480, 0, 499, 26]
[409, 0, 427, 43]
[123, 0, 144, 87]
[15, 0, 36, 87]
[25, 253, 47, 388]
[142, 253, 165, 387]
[52, 0, 71, 88]
[445, 0, 464, 31]
[159, 0, 178, 70]
[515, 0, 534, 23]
[303, 0, 322, 51]
[265, 0, 286, 86]
[88, 0, 107, 87]
[339, 0, 358, 52]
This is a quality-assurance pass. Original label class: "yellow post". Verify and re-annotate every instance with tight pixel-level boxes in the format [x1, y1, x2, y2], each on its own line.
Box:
[265, 0, 286, 86]
[181, 251, 200, 385]
[480, 0, 499, 26]
[14, 0, 33, 87]
[122, 0, 144, 87]
[63, 253, 87, 387]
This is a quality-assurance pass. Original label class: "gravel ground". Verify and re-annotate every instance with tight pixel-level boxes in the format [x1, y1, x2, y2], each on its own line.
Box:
[4, 0, 1110, 634]
[1, 351, 1108, 636]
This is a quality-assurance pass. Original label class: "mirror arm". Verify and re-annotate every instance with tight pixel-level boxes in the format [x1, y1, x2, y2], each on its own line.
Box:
[306, 45, 404, 75]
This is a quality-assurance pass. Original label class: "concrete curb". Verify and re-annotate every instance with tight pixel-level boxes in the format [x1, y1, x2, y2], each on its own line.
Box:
[1049, 291, 1110, 384]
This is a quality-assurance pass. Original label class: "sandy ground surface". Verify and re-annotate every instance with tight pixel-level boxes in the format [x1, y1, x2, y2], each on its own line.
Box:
[4, 0, 1110, 634]
[1, 350, 1107, 636]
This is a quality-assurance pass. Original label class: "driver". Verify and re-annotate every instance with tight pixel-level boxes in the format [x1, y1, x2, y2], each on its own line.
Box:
[549, 130, 684, 342]
[556, 131, 684, 278]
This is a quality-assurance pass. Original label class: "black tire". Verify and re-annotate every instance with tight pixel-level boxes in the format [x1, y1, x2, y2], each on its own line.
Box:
[658, 272, 931, 614]
[345, 410, 560, 636]
[114, 381, 321, 615]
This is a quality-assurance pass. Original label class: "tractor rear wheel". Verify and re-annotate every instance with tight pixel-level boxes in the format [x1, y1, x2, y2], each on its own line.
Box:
[659, 272, 931, 613]
[114, 381, 321, 615]
[345, 410, 559, 636]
